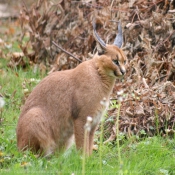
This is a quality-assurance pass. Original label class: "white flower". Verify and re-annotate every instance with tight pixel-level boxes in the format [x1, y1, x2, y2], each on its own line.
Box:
[117, 89, 124, 95]
[87, 116, 92, 122]
[0, 97, 5, 108]
[84, 116, 93, 132]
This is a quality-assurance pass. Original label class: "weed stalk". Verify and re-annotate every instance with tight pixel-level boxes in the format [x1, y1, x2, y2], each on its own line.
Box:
[116, 100, 123, 175]
[99, 98, 108, 175]
[82, 116, 92, 175]
[155, 108, 159, 135]
[99, 113, 105, 175]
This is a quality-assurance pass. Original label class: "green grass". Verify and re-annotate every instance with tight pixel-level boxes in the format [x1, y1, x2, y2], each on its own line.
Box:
[0, 47, 175, 174]
[0, 64, 175, 175]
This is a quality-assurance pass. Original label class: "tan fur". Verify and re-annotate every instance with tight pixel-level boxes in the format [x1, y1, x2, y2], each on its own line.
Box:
[16, 45, 127, 156]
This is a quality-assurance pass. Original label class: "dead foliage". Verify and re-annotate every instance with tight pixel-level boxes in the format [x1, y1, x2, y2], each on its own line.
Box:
[16, 0, 175, 139]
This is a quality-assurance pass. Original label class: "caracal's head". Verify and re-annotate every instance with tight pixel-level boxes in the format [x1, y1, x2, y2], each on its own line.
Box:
[93, 21, 127, 78]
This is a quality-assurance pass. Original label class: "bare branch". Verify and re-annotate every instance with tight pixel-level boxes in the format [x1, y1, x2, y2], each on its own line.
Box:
[52, 41, 82, 63]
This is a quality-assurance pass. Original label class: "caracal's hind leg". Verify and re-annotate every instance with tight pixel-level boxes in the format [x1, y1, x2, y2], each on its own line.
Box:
[17, 107, 57, 156]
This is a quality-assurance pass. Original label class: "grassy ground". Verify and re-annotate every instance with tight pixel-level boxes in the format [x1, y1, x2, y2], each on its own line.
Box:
[0, 56, 175, 175]
[0, 21, 175, 175]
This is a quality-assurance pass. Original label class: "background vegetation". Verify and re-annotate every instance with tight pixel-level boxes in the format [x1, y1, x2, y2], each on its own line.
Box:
[0, 0, 175, 174]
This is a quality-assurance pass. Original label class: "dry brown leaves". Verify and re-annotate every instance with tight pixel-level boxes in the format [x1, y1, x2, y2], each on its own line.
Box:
[18, 0, 175, 139]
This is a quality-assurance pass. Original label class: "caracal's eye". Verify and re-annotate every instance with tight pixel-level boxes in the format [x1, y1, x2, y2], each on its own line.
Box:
[124, 60, 126, 64]
[113, 59, 119, 65]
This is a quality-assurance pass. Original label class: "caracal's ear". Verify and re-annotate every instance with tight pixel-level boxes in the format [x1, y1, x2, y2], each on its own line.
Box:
[92, 20, 106, 55]
[93, 20, 123, 55]
[113, 21, 123, 48]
